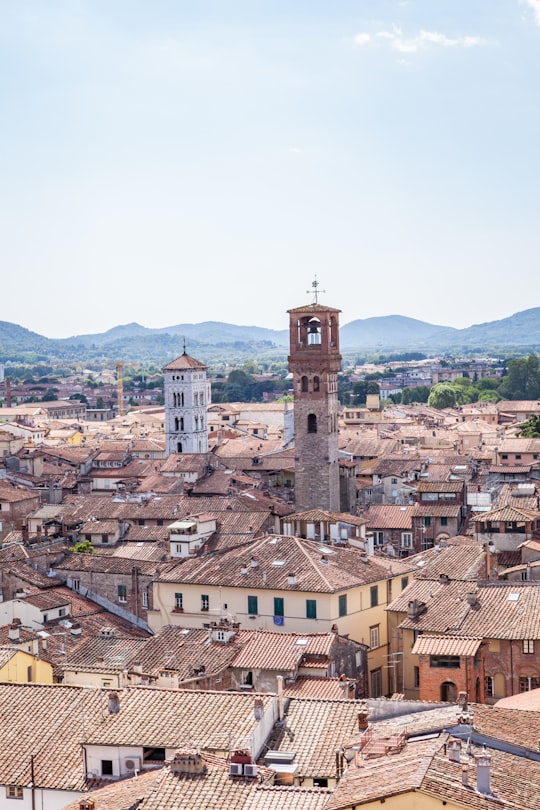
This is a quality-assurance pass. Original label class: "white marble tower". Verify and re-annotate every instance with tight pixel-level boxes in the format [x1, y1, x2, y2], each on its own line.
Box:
[163, 350, 210, 456]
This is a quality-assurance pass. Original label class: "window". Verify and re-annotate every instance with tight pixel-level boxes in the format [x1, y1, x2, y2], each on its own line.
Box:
[274, 597, 284, 617]
[72, 578, 80, 592]
[430, 655, 460, 669]
[101, 760, 113, 776]
[247, 595, 258, 615]
[58, 608, 66, 617]
[306, 599, 317, 619]
[391, 477, 398, 485]
[101, 534, 109, 543]
[485, 676, 494, 697]
[201, 594, 209, 611]
[6, 786, 23, 799]
[370, 585, 378, 608]
[117, 584, 127, 603]
[143, 747, 166, 762]
[501, 454, 508, 460]
[520, 676, 540, 692]
[339, 594, 347, 617]
[523, 639, 535, 654]
[373, 531, 384, 547]
[313, 376, 320, 392]
[414, 666, 420, 689]
[307, 413, 317, 433]
[369, 625, 380, 649]
[142, 590, 149, 609]
[370, 668, 382, 698]
[301, 376, 308, 392]
[424, 517, 431, 527]
[440, 517, 448, 527]
[401, 576, 409, 590]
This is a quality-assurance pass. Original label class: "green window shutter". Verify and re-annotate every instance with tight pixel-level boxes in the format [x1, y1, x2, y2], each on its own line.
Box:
[338, 594, 347, 617]
[306, 599, 317, 619]
[274, 597, 284, 617]
[248, 595, 258, 615]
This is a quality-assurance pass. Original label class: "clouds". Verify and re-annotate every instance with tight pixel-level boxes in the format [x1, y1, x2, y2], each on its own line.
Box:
[523, 0, 540, 25]
[354, 26, 486, 54]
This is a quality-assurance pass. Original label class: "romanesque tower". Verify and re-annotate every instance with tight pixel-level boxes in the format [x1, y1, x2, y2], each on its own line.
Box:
[288, 282, 341, 511]
[163, 349, 210, 456]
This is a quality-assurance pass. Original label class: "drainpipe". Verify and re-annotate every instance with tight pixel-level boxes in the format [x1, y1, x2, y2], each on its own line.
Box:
[276, 675, 284, 721]
[30, 754, 36, 810]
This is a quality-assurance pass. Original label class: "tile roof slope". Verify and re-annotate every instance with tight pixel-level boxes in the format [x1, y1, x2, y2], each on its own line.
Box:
[126, 626, 243, 680]
[54, 552, 161, 575]
[157, 535, 415, 593]
[470, 704, 540, 752]
[135, 753, 331, 810]
[325, 737, 439, 809]
[284, 676, 359, 700]
[231, 630, 336, 671]
[59, 769, 162, 810]
[405, 542, 486, 581]
[421, 742, 540, 810]
[411, 635, 482, 657]
[363, 504, 415, 530]
[0, 683, 103, 791]
[162, 353, 207, 371]
[393, 580, 540, 640]
[83, 688, 275, 750]
[265, 697, 364, 780]
[64, 635, 148, 667]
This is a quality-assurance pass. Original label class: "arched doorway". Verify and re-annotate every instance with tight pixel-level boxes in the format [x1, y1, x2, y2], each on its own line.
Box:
[441, 681, 457, 702]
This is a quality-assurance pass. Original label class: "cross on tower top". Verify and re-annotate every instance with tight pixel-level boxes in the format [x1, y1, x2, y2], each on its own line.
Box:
[307, 275, 325, 304]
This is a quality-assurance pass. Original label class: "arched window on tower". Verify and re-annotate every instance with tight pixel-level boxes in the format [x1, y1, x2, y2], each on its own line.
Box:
[308, 413, 317, 433]
[301, 376, 308, 392]
[313, 376, 320, 392]
[308, 318, 322, 345]
[177, 441, 183, 453]
[174, 417, 180, 431]
[180, 417, 184, 431]
[194, 415, 199, 430]
[180, 392, 184, 406]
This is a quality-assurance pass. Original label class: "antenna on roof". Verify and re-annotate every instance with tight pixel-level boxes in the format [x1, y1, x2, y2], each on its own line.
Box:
[182, 336, 187, 355]
[307, 274, 325, 305]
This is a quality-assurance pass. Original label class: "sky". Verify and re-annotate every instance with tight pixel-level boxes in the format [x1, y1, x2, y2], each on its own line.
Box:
[1, 0, 540, 339]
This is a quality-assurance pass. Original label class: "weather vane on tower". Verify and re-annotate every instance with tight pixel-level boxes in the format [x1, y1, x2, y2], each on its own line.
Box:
[307, 275, 325, 305]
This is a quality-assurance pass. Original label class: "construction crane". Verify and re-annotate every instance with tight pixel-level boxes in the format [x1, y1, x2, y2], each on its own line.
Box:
[116, 362, 139, 417]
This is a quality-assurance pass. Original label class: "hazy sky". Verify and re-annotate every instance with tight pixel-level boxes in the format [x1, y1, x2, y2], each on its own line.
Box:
[1, 1, 540, 338]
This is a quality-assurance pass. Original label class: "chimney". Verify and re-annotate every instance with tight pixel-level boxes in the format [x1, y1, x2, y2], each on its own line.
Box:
[461, 762, 469, 788]
[448, 739, 461, 763]
[357, 709, 369, 731]
[107, 691, 120, 714]
[240, 565, 248, 576]
[475, 748, 491, 796]
[250, 557, 259, 568]
[458, 691, 468, 710]
[466, 592, 478, 607]
[254, 697, 264, 722]
[8, 622, 20, 643]
[79, 800, 95, 810]
[277, 675, 284, 721]
[70, 623, 82, 636]
[21, 524, 29, 545]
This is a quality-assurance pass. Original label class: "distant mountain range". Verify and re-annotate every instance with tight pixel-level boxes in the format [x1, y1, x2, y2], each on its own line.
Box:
[1, 308, 540, 363]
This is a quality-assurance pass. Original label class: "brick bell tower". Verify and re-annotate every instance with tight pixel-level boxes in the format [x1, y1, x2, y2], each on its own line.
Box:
[288, 279, 341, 512]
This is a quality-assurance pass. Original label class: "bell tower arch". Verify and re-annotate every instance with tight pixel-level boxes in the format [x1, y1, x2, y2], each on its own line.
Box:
[288, 283, 341, 511]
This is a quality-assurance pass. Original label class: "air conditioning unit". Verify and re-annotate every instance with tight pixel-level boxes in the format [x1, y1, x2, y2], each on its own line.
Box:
[123, 757, 141, 772]
[244, 764, 257, 778]
[229, 763, 243, 776]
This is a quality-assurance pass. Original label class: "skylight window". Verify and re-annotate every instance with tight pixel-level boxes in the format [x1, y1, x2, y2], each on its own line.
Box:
[295, 638, 309, 646]
[271, 560, 286, 566]
[508, 592, 520, 602]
